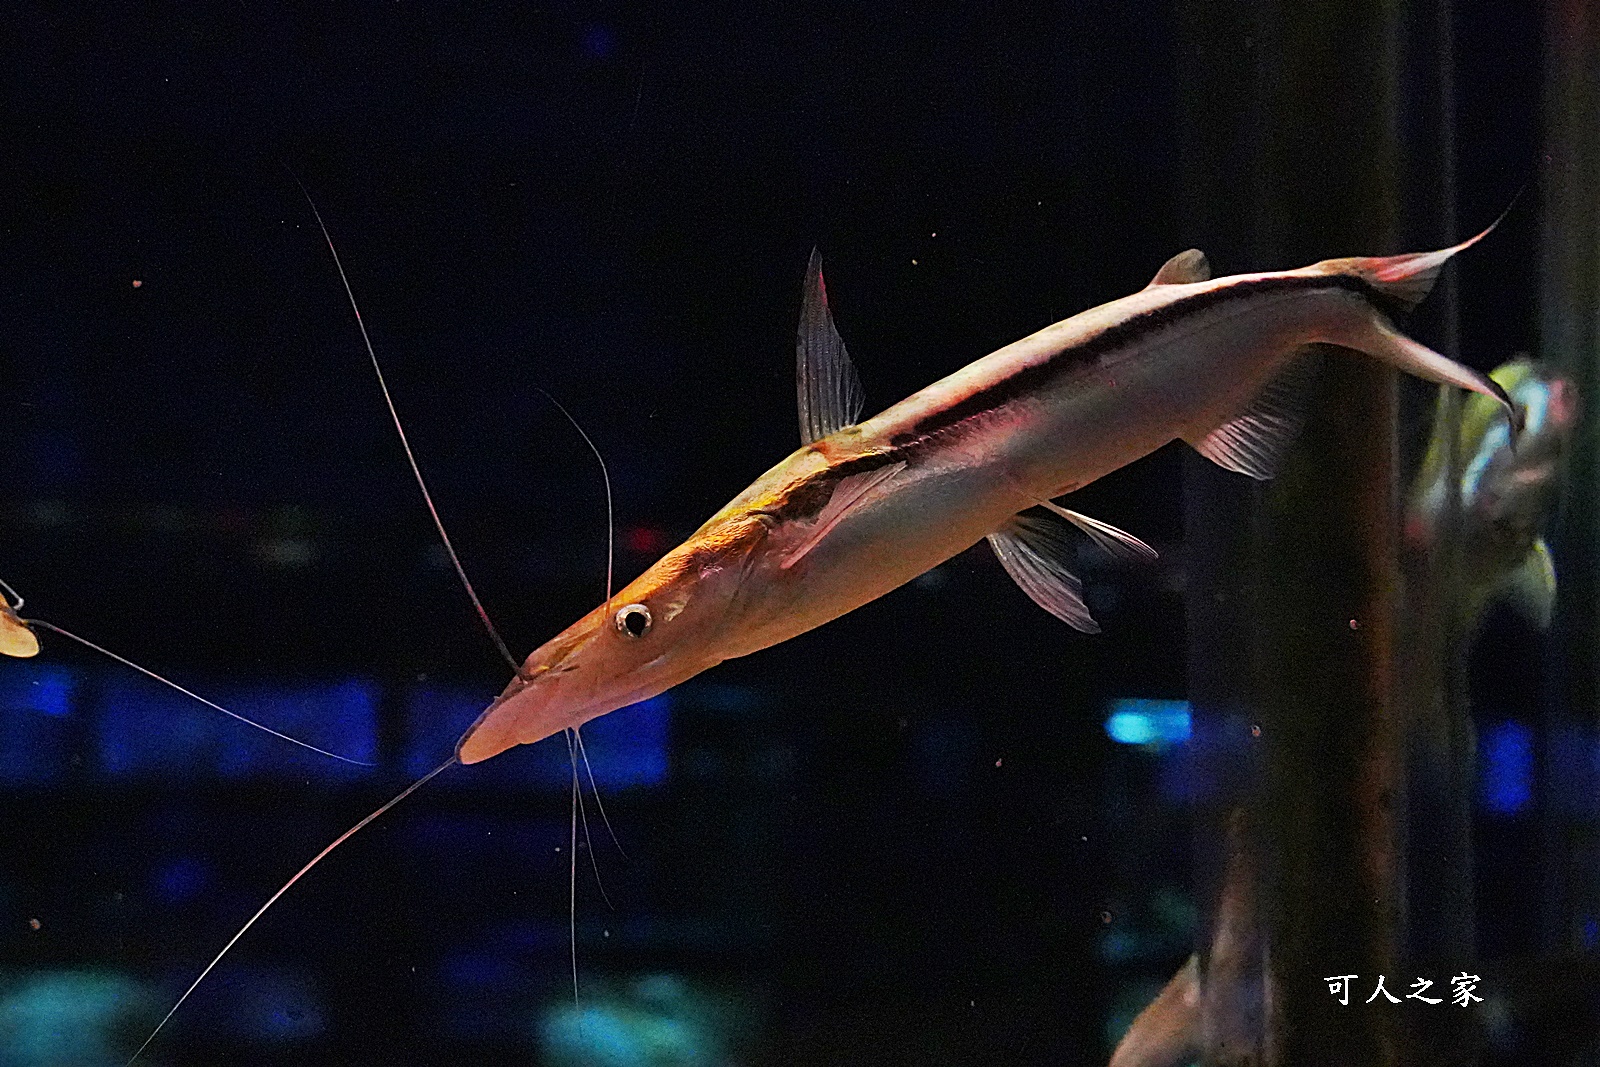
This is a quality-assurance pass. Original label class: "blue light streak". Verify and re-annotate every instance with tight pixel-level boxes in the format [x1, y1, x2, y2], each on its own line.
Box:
[1104, 698, 1192, 748]
[1481, 719, 1533, 815]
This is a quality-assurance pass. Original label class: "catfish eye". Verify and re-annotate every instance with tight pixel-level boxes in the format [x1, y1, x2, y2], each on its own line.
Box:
[614, 603, 653, 638]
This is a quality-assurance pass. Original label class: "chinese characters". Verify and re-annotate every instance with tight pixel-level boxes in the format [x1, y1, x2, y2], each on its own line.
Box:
[1324, 974, 1483, 1007]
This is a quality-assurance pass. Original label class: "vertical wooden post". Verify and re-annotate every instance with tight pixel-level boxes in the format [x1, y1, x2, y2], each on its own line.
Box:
[1542, 0, 1600, 997]
[1174, 3, 1410, 1064]
[1392, 0, 1478, 999]
[1170, 7, 1272, 1062]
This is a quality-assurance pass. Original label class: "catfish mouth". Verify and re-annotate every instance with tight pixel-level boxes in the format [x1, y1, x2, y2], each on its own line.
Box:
[455, 663, 672, 765]
[453, 611, 702, 765]
[454, 647, 589, 765]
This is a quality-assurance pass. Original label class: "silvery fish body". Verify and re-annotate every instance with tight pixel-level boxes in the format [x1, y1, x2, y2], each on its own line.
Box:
[460, 228, 1514, 764]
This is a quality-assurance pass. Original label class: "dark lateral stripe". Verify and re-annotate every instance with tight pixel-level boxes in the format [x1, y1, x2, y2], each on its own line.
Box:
[760, 449, 906, 524]
[892, 272, 1383, 445]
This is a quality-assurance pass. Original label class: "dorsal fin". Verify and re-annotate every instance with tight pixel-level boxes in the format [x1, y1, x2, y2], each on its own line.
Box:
[797, 249, 866, 444]
[1145, 249, 1211, 288]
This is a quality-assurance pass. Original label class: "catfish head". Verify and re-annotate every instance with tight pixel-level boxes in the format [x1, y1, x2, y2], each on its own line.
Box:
[455, 510, 773, 764]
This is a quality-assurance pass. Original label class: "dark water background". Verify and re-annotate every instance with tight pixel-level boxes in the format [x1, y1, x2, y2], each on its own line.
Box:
[0, 3, 1550, 1064]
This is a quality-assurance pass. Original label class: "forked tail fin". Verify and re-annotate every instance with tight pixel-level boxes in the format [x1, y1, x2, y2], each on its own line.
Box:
[1356, 320, 1518, 431]
[1320, 194, 1520, 310]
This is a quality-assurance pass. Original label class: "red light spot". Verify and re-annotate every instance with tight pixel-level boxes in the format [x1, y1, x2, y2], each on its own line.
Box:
[131, 279, 142, 288]
[1251, 724, 1261, 738]
[28, 918, 40, 930]
[1349, 618, 1359, 630]
[625, 526, 667, 555]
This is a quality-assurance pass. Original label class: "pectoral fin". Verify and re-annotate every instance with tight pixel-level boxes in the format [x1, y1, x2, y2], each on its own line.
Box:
[797, 248, 866, 445]
[781, 461, 907, 569]
[1185, 352, 1321, 480]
